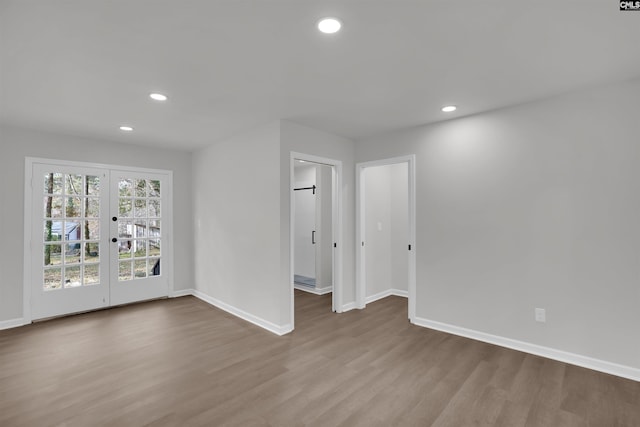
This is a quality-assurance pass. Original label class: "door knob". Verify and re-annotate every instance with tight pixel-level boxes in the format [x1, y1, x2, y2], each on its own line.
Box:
[112, 216, 118, 221]
[111, 238, 118, 243]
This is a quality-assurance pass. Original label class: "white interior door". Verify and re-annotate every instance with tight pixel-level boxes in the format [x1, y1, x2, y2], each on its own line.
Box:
[109, 171, 169, 305]
[29, 161, 172, 320]
[31, 164, 110, 319]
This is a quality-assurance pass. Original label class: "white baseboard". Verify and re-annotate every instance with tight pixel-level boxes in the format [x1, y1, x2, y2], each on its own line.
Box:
[0, 318, 26, 331]
[316, 285, 333, 295]
[365, 288, 408, 304]
[170, 289, 193, 298]
[191, 289, 292, 336]
[413, 316, 640, 383]
[342, 302, 357, 312]
[391, 289, 408, 298]
[294, 284, 333, 295]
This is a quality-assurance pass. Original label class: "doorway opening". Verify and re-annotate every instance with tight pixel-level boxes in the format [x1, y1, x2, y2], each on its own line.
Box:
[290, 152, 342, 329]
[293, 161, 332, 295]
[356, 155, 416, 322]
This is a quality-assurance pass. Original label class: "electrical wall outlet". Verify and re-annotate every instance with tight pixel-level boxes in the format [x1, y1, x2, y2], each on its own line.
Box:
[535, 308, 546, 323]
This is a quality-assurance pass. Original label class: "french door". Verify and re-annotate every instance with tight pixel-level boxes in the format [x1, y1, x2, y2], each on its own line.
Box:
[29, 161, 171, 320]
[109, 170, 168, 306]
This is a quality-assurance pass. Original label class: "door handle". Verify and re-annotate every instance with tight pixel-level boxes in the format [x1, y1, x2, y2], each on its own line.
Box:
[112, 238, 118, 243]
[312, 230, 316, 244]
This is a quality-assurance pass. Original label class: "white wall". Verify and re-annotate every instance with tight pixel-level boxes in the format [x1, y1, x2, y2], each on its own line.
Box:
[192, 122, 285, 327]
[355, 79, 640, 370]
[192, 120, 351, 331]
[0, 125, 193, 323]
[364, 163, 408, 299]
[364, 166, 392, 297]
[317, 164, 333, 289]
[390, 163, 409, 292]
[280, 120, 356, 311]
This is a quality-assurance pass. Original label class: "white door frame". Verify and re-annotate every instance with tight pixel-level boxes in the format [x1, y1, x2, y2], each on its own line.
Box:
[23, 157, 174, 324]
[290, 152, 343, 329]
[356, 155, 416, 322]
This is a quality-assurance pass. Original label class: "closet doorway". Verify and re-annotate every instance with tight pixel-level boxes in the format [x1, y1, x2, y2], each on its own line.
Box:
[356, 155, 416, 322]
[290, 152, 342, 328]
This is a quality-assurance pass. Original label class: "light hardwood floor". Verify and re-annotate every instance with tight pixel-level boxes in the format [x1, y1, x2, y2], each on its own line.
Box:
[1, 291, 639, 426]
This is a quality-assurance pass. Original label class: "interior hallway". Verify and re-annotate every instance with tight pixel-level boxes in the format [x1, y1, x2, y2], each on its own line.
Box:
[1, 294, 639, 426]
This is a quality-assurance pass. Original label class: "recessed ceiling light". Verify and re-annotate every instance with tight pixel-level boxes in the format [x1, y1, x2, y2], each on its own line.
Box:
[119, 126, 134, 132]
[149, 93, 168, 101]
[441, 105, 457, 113]
[318, 18, 342, 34]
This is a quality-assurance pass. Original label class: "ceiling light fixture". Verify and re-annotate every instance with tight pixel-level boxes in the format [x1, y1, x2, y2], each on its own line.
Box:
[318, 18, 342, 34]
[441, 105, 457, 113]
[119, 126, 134, 132]
[149, 93, 168, 101]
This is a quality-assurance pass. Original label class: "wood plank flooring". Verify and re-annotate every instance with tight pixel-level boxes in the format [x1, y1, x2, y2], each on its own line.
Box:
[1, 291, 639, 426]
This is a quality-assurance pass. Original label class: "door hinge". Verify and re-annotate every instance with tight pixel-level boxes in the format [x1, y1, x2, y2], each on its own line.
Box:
[408, 244, 412, 250]
[362, 241, 365, 247]
[334, 242, 337, 248]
